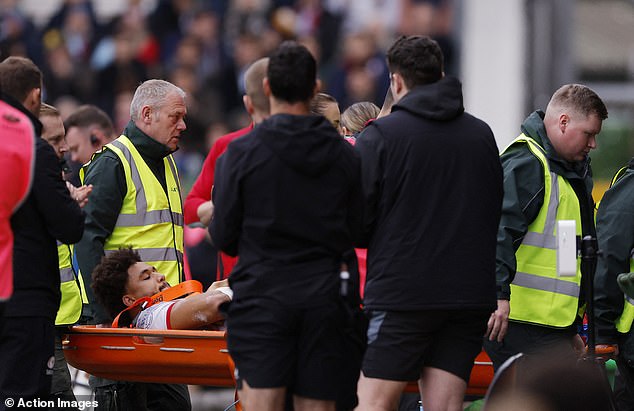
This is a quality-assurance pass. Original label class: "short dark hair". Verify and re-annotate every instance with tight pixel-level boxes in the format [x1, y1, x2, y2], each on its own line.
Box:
[0, 56, 42, 103]
[91, 248, 141, 320]
[65, 105, 115, 137]
[386, 35, 443, 89]
[267, 41, 316, 104]
[548, 84, 608, 121]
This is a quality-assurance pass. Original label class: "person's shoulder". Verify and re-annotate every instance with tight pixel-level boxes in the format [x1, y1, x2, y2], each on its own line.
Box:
[601, 169, 634, 211]
[500, 141, 543, 177]
[83, 147, 123, 178]
[135, 301, 177, 330]
[462, 111, 494, 133]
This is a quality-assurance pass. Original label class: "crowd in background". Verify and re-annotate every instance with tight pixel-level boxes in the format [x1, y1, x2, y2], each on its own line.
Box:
[0, 0, 454, 189]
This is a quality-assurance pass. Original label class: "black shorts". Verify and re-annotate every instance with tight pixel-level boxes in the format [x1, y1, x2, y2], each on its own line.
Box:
[226, 296, 352, 401]
[362, 309, 489, 382]
[0, 316, 55, 401]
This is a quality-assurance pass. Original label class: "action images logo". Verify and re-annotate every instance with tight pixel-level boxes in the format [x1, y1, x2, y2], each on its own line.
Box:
[4, 397, 99, 410]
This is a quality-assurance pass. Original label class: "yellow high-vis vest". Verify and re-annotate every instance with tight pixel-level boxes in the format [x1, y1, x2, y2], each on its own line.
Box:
[610, 165, 634, 333]
[103, 135, 184, 285]
[615, 253, 634, 333]
[55, 242, 83, 325]
[506, 135, 583, 328]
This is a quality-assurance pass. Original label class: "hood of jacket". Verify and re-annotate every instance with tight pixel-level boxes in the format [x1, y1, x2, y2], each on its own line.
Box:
[520, 110, 591, 180]
[391, 76, 465, 121]
[257, 113, 346, 177]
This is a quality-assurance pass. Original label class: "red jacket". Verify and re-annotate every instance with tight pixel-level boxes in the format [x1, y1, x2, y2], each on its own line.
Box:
[184, 124, 253, 279]
[0, 100, 35, 301]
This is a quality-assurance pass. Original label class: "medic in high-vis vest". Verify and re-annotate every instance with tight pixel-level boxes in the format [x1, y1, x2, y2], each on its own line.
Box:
[484, 84, 608, 371]
[39, 103, 91, 326]
[0, 99, 35, 315]
[75, 79, 187, 325]
[594, 159, 634, 409]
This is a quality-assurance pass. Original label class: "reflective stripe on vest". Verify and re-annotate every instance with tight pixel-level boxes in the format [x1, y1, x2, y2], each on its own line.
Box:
[103, 135, 184, 285]
[55, 242, 82, 325]
[615, 250, 634, 333]
[506, 135, 583, 328]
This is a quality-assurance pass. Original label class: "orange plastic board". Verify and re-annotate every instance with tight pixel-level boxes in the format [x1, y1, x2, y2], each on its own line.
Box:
[64, 326, 493, 396]
[404, 350, 494, 397]
[63, 326, 234, 386]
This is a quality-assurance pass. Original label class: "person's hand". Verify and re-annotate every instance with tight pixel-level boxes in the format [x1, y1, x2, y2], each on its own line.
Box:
[67, 182, 93, 208]
[572, 334, 587, 357]
[617, 272, 634, 300]
[486, 299, 510, 342]
[197, 200, 214, 227]
[208, 279, 229, 291]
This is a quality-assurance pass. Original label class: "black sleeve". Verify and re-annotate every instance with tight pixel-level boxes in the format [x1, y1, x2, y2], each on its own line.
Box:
[354, 123, 385, 247]
[33, 139, 84, 244]
[594, 172, 634, 344]
[209, 146, 243, 256]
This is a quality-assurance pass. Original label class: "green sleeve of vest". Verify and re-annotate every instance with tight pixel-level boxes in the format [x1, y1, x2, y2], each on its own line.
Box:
[594, 170, 634, 344]
[496, 145, 545, 299]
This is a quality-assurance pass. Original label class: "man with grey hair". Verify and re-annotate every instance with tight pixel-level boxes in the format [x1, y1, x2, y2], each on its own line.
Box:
[75, 79, 190, 409]
[77, 79, 186, 318]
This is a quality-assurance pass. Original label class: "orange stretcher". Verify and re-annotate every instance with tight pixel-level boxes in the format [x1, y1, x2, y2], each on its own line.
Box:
[63, 326, 494, 396]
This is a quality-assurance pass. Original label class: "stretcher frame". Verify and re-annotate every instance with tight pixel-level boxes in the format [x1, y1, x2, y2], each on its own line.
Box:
[63, 325, 493, 397]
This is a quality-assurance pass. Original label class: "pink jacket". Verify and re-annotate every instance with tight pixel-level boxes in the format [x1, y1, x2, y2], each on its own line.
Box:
[0, 100, 35, 301]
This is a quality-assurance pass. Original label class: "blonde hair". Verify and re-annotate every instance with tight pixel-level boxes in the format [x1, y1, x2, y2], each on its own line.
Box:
[39, 103, 60, 118]
[341, 101, 379, 135]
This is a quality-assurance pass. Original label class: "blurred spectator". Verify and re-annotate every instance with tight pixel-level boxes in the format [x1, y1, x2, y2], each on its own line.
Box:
[4, 0, 460, 212]
[95, 29, 148, 117]
[168, 64, 208, 149]
[327, 30, 390, 109]
[148, 0, 197, 64]
[0, 1, 42, 64]
[112, 90, 134, 132]
[342, 0, 403, 49]
[43, 0, 101, 64]
[41, 32, 94, 104]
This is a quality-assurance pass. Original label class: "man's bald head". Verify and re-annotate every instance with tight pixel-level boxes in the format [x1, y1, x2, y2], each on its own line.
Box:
[244, 57, 270, 118]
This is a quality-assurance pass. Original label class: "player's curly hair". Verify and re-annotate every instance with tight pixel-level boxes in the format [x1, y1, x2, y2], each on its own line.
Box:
[91, 247, 141, 320]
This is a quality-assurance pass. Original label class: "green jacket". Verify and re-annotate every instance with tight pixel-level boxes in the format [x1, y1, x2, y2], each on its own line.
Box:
[594, 158, 634, 360]
[496, 111, 595, 306]
[75, 121, 175, 323]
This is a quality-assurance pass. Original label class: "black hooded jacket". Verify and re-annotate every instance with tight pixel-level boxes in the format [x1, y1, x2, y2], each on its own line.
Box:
[210, 114, 364, 303]
[355, 76, 503, 311]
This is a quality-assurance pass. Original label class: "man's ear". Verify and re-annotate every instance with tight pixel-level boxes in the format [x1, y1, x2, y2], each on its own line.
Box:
[140, 106, 153, 124]
[392, 73, 405, 95]
[24, 87, 41, 113]
[243, 94, 254, 116]
[122, 294, 136, 307]
[314, 79, 322, 94]
[559, 113, 570, 133]
[263, 77, 272, 98]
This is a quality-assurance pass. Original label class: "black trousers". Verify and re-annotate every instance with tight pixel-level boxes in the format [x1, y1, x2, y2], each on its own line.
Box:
[614, 361, 634, 411]
[91, 378, 191, 411]
[0, 316, 55, 410]
[483, 321, 577, 372]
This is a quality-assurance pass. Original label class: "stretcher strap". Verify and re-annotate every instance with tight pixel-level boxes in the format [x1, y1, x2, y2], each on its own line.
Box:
[111, 280, 203, 328]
